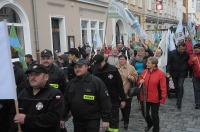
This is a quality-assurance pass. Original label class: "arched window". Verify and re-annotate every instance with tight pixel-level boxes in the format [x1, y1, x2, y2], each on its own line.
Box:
[0, 7, 24, 58]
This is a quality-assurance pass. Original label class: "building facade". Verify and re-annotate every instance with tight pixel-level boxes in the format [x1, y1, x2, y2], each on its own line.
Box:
[188, 0, 197, 22]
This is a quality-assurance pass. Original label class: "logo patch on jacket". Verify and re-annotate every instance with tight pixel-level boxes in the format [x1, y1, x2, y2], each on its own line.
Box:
[108, 74, 113, 79]
[83, 95, 95, 100]
[105, 90, 109, 97]
[36, 102, 43, 110]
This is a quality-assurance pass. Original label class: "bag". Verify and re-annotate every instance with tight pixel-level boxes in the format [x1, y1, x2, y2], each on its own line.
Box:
[128, 86, 140, 97]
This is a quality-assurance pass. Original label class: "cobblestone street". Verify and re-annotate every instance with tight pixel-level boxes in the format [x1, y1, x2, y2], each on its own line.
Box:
[65, 78, 200, 132]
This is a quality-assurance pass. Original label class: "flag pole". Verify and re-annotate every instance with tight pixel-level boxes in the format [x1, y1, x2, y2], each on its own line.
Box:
[15, 100, 22, 132]
[103, 0, 111, 46]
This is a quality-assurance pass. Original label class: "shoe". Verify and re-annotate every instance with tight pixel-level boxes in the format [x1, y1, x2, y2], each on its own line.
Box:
[195, 104, 200, 109]
[124, 124, 128, 130]
[145, 125, 153, 131]
[177, 106, 181, 109]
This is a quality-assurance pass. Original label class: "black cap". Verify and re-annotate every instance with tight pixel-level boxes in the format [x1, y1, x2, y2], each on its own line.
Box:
[25, 54, 32, 59]
[93, 54, 104, 64]
[26, 64, 48, 74]
[41, 49, 53, 57]
[194, 44, 200, 49]
[65, 48, 79, 57]
[75, 59, 88, 65]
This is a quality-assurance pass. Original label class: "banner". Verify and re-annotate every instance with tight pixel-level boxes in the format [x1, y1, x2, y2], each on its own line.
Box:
[0, 21, 17, 100]
[109, 0, 128, 23]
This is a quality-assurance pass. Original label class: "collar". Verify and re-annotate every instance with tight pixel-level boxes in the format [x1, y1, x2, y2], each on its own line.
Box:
[100, 62, 109, 71]
[27, 82, 50, 96]
[74, 73, 91, 82]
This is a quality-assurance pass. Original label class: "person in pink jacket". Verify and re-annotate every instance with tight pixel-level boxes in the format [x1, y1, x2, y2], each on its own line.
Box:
[188, 43, 200, 109]
[138, 57, 167, 132]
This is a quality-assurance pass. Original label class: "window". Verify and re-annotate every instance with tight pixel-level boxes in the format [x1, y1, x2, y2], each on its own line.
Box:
[81, 20, 88, 45]
[81, 20, 104, 46]
[138, 0, 142, 7]
[131, 0, 135, 5]
[147, 0, 151, 10]
[0, 7, 24, 59]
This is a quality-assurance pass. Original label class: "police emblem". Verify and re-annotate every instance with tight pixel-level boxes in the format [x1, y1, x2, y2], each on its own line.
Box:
[44, 50, 47, 53]
[33, 65, 38, 69]
[36, 102, 43, 110]
[108, 74, 113, 79]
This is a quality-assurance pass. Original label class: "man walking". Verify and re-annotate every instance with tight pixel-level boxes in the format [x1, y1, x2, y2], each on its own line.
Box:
[64, 59, 112, 132]
[167, 42, 189, 109]
[188, 43, 200, 109]
[92, 54, 126, 132]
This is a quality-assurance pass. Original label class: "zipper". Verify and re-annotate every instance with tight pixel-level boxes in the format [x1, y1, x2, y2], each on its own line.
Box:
[146, 71, 152, 101]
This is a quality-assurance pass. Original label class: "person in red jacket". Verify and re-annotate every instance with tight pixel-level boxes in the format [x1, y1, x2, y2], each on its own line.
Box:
[188, 43, 200, 109]
[185, 37, 193, 77]
[138, 57, 167, 132]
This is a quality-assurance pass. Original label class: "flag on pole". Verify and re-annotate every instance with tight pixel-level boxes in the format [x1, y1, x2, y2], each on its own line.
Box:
[0, 21, 17, 100]
[175, 20, 184, 41]
[154, 24, 160, 44]
[158, 31, 168, 67]
[9, 24, 27, 71]
[109, 0, 128, 23]
[169, 31, 176, 51]
[93, 29, 102, 49]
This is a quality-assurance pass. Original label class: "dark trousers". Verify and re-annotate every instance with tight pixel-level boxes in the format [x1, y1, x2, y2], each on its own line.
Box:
[110, 103, 119, 129]
[73, 119, 100, 132]
[172, 77, 185, 106]
[141, 102, 160, 132]
[121, 98, 132, 125]
[192, 77, 200, 105]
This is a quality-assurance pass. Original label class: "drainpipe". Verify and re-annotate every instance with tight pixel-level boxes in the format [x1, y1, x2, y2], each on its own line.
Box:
[32, 0, 40, 62]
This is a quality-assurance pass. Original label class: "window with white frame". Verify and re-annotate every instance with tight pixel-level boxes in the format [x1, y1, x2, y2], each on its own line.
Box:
[81, 20, 104, 46]
[138, 0, 142, 7]
[148, 0, 151, 10]
[131, 0, 135, 5]
[81, 20, 88, 45]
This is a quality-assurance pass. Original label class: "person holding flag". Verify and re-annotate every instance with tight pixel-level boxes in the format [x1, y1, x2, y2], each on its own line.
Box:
[138, 57, 167, 132]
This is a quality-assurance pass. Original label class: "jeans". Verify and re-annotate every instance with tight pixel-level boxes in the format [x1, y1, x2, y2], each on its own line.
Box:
[192, 77, 200, 105]
[140, 102, 160, 132]
[172, 77, 185, 106]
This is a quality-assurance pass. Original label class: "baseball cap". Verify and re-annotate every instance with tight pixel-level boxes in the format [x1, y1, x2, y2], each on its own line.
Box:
[25, 54, 33, 59]
[75, 59, 88, 65]
[41, 49, 53, 57]
[194, 44, 200, 49]
[65, 48, 79, 57]
[26, 64, 48, 74]
[93, 54, 104, 66]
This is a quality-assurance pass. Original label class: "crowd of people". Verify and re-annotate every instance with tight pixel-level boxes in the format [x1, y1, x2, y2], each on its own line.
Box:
[0, 37, 200, 132]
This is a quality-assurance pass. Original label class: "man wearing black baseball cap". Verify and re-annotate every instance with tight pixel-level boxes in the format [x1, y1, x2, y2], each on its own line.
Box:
[64, 58, 112, 131]
[25, 54, 37, 69]
[40, 49, 67, 131]
[92, 54, 126, 132]
[11, 63, 64, 132]
[65, 48, 80, 81]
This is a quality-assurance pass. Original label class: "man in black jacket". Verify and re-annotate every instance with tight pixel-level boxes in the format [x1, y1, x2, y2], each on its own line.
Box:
[10, 64, 63, 132]
[64, 59, 112, 132]
[92, 54, 126, 132]
[167, 42, 189, 109]
[25, 54, 37, 69]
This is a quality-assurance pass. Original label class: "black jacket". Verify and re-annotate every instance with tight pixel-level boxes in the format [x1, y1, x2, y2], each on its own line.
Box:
[93, 63, 126, 104]
[47, 65, 67, 94]
[66, 62, 76, 81]
[9, 83, 64, 132]
[64, 73, 112, 122]
[167, 49, 189, 78]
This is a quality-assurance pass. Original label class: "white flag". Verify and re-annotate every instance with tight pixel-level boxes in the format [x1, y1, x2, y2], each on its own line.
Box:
[93, 29, 102, 49]
[169, 31, 176, 51]
[175, 20, 184, 41]
[0, 21, 17, 100]
[109, 0, 128, 23]
[158, 31, 168, 67]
